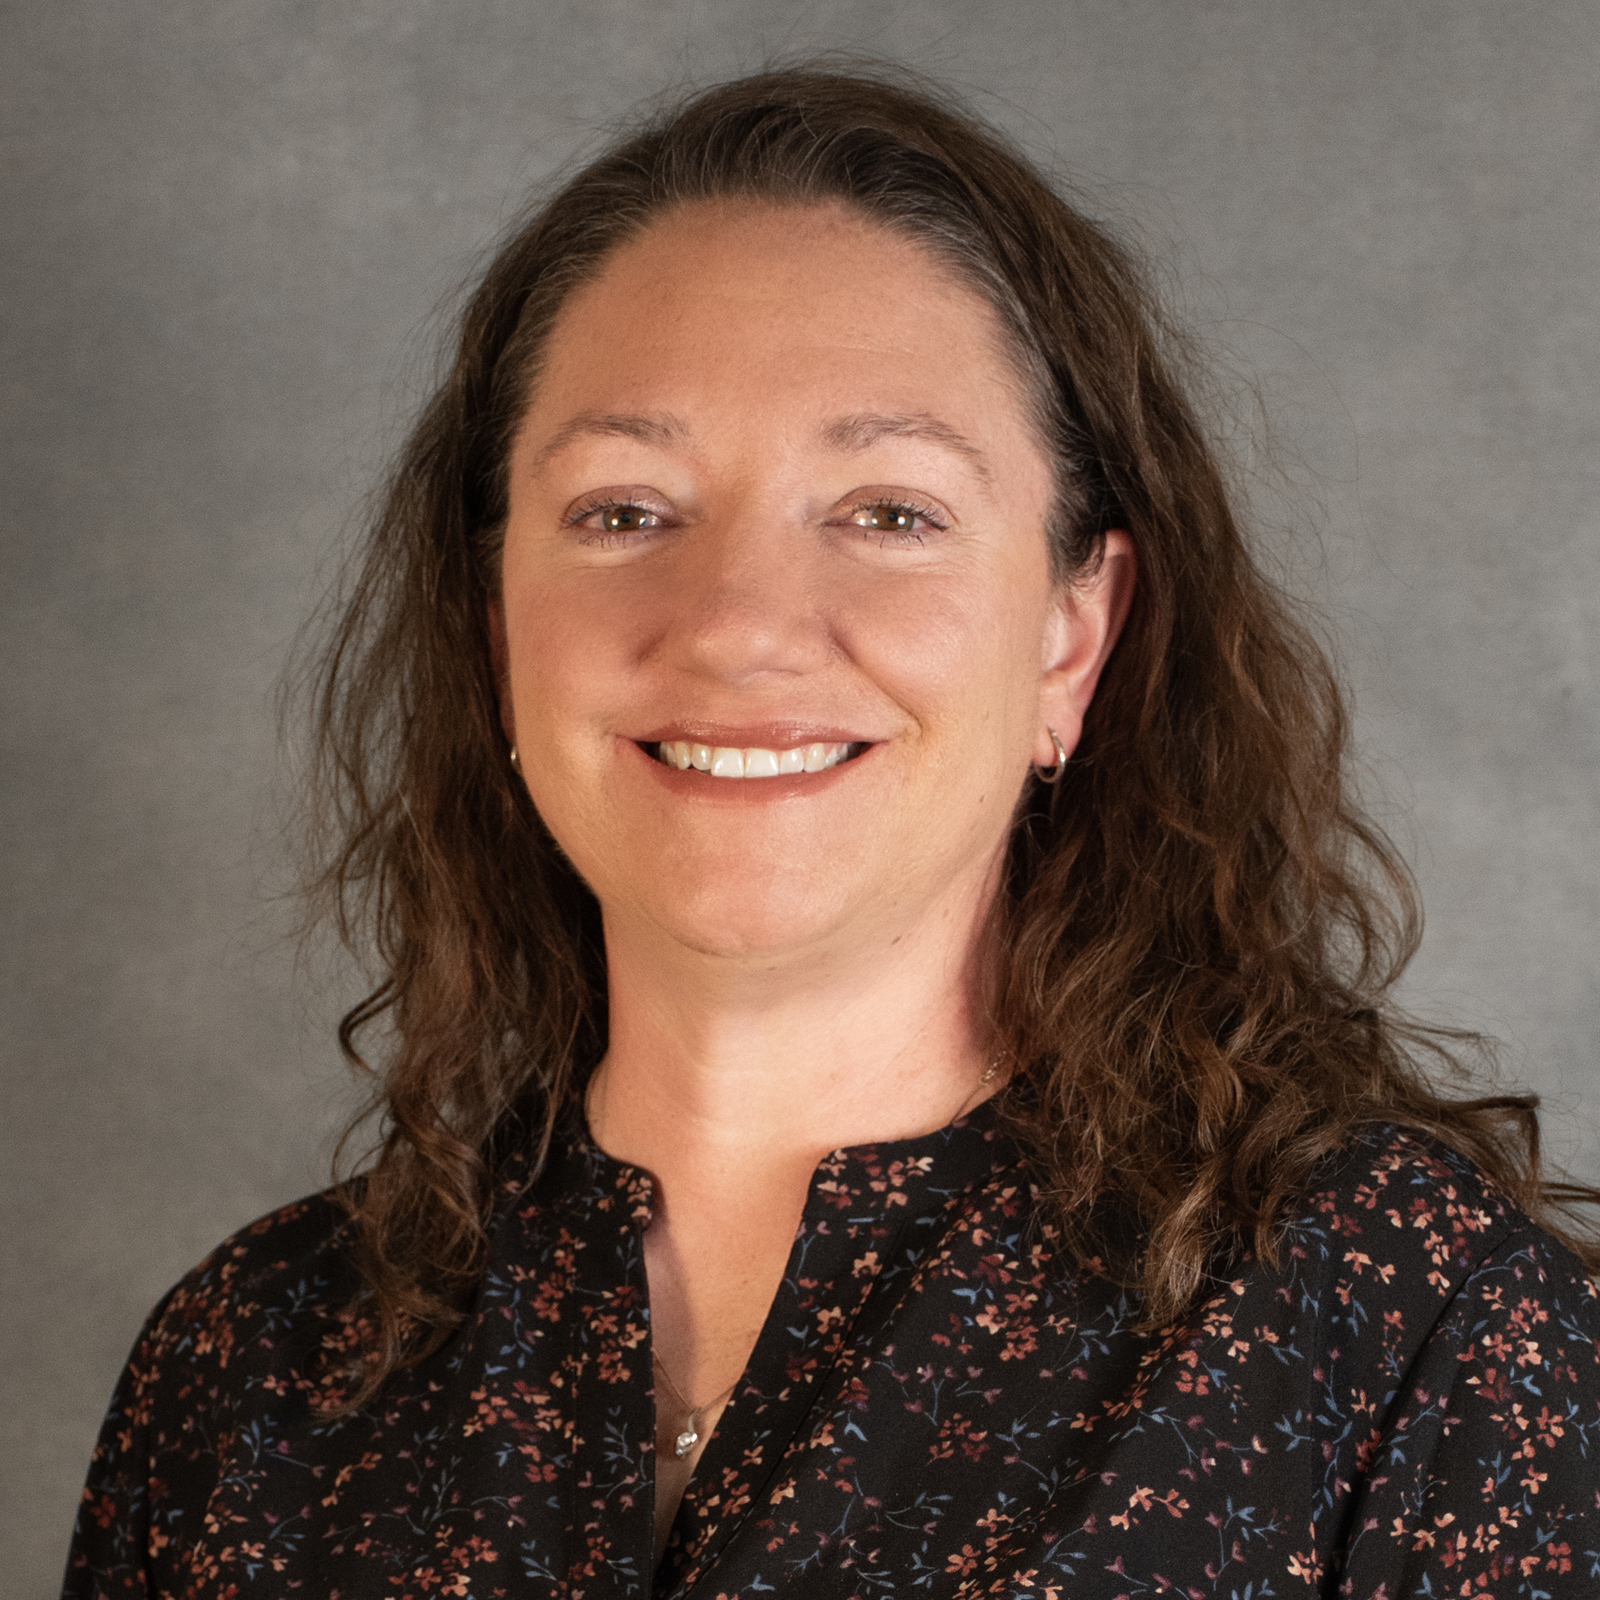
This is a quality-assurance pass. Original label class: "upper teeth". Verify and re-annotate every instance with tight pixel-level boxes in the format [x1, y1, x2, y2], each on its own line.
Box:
[655, 740, 855, 778]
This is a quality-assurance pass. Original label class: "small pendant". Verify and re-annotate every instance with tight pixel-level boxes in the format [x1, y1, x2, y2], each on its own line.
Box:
[674, 1427, 698, 1458]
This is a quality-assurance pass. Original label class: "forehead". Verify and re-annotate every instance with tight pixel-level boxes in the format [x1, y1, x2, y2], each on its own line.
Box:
[522, 198, 1040, 450]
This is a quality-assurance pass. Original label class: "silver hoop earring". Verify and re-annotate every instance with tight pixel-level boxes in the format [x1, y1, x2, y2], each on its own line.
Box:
[509, 745, 521, 772]
[1036, 728, 1067, 784]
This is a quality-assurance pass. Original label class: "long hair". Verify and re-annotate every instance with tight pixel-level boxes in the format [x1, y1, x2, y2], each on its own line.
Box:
[299, 63, 1599, 1406]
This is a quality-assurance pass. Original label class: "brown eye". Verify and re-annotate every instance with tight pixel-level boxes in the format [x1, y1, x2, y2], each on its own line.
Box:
[600, 505, 657, 533]
[852, 504, 920, 533]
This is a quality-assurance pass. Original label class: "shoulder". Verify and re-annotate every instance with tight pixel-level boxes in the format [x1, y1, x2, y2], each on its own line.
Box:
[1269, 1129, 1600, 1593]
[67, 1189, 372, 1591]
[1301, 1123, 1519, 1256]
[1254, 1121, 1600, 1366]
[132, 1184, 363, 1412]
[1295, 1121, 1595, 1287]
[155, 1183, 358, 1327]
[1192, 1123, 1599, 1393]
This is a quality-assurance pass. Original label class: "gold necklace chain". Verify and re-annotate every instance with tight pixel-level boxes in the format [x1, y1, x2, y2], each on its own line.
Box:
[952, 1052, 1005, 1122]
[646, 1051, 1006, 1461]
[653, 1352, 740, 1458]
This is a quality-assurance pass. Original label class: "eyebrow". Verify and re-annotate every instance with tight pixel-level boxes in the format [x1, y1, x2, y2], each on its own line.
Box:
[531, 407, 991, 480]
[819, 412, 991, 480]
[531, 410, 689, 470]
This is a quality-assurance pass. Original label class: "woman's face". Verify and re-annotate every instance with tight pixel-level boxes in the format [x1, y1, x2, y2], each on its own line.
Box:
[496, 199, 1122, 964]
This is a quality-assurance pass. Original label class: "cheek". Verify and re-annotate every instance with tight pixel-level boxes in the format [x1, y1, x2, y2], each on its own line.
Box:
[501, 572, 631, 734]
[842, 573, 1043, 746]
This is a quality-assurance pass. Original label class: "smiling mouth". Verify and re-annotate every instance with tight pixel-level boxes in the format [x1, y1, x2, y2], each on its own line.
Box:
[648, 740, 869, 779]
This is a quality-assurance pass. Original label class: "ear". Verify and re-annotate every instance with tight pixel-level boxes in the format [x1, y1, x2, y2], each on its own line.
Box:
[486, 596, 517, 746]
[1033, 530, 1136, 767]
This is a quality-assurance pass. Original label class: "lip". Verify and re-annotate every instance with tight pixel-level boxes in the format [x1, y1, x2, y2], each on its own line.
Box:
[624, 733, 877, 800]
[632, 722, 878, 748]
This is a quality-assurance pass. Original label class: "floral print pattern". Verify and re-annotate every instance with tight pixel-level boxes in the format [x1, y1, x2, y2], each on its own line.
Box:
[65, 1112, 1600, 1597]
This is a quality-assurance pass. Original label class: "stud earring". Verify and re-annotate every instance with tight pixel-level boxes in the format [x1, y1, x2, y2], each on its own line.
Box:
[1036, 728, 1067, 784]
[509, 745, 521, 772]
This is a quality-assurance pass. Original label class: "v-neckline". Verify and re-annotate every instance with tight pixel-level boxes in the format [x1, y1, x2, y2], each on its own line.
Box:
[545, 1101, 1013, 1592]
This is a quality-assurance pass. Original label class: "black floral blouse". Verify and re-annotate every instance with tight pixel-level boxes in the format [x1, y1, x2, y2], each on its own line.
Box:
[65, 1107, 1600, 1598]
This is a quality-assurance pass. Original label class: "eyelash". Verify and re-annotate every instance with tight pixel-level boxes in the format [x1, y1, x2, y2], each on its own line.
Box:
[562, 493, 950, 548]
[840, 496, 949, 546]
[564, 495, 667, 547]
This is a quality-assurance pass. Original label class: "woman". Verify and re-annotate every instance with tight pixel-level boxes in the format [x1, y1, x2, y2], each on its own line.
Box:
[66, 65, 1600, 1598]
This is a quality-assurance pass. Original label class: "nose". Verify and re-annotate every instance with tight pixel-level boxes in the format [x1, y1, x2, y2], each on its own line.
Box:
[661, 512, 830, 685]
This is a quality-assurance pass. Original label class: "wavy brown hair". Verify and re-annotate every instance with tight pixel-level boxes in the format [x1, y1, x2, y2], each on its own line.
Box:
[299, 62, 1598, 1406]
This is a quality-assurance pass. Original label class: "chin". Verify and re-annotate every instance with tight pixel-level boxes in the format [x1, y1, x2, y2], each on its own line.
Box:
[634, 868, 868, 962]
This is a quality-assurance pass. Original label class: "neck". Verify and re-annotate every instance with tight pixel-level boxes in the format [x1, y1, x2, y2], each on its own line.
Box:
[585, 871, 998, 1194]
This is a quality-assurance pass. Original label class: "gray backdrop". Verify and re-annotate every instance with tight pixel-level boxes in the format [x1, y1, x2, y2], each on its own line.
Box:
[4, 1, 1597, 1590]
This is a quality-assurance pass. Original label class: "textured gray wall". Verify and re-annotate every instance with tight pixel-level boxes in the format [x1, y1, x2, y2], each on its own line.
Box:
[3, 1, 1597, 1590]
